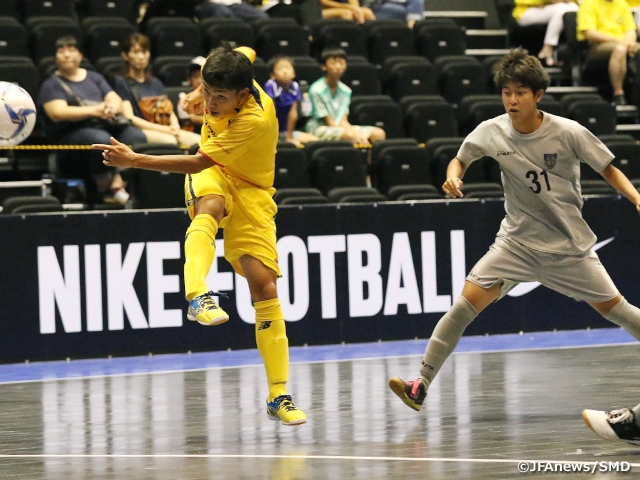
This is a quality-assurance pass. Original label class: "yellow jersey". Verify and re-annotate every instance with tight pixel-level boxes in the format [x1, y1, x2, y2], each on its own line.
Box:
[577, 0, 636, 41]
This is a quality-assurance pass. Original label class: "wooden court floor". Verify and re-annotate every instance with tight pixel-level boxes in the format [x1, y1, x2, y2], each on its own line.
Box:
[0, 343, 639, 479]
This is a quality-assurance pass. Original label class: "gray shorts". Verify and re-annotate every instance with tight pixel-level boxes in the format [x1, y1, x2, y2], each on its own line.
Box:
[467, 236, 619, 303]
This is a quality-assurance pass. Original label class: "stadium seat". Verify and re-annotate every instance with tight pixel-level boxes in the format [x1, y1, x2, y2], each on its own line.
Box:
[274, 148, 312, 189]
[460, 182, 504, 199]
[0, 17, 29, 58]
[23, 0, 75, 20]
[152, 55, 194, 87]
[0, 57, 40, 100]
[254, 20, 310, 60]
[80, 0, 137, 21]
[128, 144, 187, 209]
[402, 99, 458, 143]
[580, 179, 616, 195]
[434, 55, 488, 106]
[370, 137, 419, 167]
[311, 19, 368, 59]
[340, 61, 381, 96]
[94, 56, 126, 86]
[601, 140, 640, 181]
[494, 0, 546, 56]
[199, 17, 255, 52]
[372, 145, 433, 196]
[384, 60, 438, 101]
[387, 184, 442, 201]
[277, 195, 329, 205]
[566, 98, 616, 137]
[273, 187, 325, 205]
[309, 146, 368, 194]
[325, 186, 386, 203]
[145, 17, 203, 58]
[2, 195, 63, 214]
[364, 19, 416, 66]
[27, 16, 82, 63]
[302, 140, 355, 163]
[288, 57, 323, 90]
[0, 0, 22, 22]
[458, 95, 505, 135]
[83, 20, 137, 64]
[414, 18, 466, 62]
[348, 95, 404, 138]
[138, 0, 201, 30]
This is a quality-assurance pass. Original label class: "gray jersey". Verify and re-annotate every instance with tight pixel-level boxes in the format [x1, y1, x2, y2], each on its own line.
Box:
[457, 112, 613, 255]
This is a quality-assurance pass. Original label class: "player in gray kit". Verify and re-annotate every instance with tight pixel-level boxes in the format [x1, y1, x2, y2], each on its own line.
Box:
[388, 48, 640, 445]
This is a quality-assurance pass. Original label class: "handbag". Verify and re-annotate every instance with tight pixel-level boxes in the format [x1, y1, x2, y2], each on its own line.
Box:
[126, 79, 174, 126]
[51, 75, 133, 134]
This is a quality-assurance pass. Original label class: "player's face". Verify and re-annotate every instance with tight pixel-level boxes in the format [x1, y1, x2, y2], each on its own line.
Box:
[323, 57, 347, 80]
[202, 82, 249, 118]
[272, 60, 295, 85]
[56, 46, 82, 74]
[124, 43, 150, 71]
[501, 81, 543, 126]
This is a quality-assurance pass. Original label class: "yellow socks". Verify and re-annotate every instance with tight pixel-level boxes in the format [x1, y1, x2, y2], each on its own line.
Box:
[255, 298, 288, 400]
[184, 214, 218, 301]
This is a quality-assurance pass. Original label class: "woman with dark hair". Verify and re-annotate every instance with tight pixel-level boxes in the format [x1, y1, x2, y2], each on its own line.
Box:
[38, 35, 146, 205]
[113, 33, 201, 147]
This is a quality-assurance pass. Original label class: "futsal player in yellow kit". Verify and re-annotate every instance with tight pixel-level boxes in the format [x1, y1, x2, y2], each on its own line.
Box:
[91, 43, 306, 426]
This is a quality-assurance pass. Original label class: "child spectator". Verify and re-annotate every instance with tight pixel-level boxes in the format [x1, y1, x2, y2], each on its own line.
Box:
[263, 56, 318, 147]
[306, 48, 386, 145]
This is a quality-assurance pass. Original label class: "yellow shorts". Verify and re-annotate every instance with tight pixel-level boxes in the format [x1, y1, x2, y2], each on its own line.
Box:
[184, 166, 280, 278]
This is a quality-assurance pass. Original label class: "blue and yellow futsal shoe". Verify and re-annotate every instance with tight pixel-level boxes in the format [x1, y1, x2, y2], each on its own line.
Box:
[187, 291, 229, 326]
[267, 395, 307, 426]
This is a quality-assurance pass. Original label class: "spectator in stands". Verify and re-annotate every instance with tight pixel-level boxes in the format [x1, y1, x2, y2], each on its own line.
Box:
[319, 0, 375, 24]
[577, 0, 639, 106]
[306, 48, 386, 145]
[38, 35, 146, 205]
[113, 33, 201, 147]
[195, 0, 269, 21]
[362, 0, 424, 29]
[175, 56, 206, 135]
[264, 57, 319, 147]
[512, 0, 579, 66]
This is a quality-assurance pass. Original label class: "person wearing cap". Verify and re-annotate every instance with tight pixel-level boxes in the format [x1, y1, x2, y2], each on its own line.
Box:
[176, 56, 206, 135]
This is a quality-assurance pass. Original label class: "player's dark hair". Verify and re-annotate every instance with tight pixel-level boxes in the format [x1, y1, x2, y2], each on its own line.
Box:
[320, 48, 347, 65]
[268, 56, 294, 73]
[493, 48, 550, 93]
[202, 42, 253, 91]
[55, 35, 80, 51]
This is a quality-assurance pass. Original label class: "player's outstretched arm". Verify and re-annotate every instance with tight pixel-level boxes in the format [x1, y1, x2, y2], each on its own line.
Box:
[599, 164, 640, 214]
[442, 158, 467, 198]
[92, 137, 211, 174]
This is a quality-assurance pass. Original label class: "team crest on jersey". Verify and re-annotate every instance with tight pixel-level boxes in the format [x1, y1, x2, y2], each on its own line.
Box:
[544, 153, 557, 169]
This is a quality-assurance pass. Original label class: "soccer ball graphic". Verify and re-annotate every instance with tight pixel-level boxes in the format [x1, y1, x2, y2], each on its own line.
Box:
[0, 81, 36, 147]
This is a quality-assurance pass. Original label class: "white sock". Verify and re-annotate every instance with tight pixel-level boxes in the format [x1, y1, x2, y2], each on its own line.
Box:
[632, 404, 640, 426]
[603, 297, 640, 341]
[419, 296, 478, 388]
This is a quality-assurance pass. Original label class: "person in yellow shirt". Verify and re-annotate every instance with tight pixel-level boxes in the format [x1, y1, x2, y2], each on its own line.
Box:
[91, 43, 307, 427]
[513, 0, 579, 65]
[577, 0, 639, 105]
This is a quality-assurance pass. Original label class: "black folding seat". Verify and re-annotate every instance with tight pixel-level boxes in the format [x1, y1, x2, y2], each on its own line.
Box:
[326, 186, 387, 203]
[311, 19, 367, 59]
[413, 18, 466, 62]
[129, 144, 188, 209]
[138, 0, 201, 30]
[24, 0, 75, 20]
[384, 60, 438, 101]
[152, 55, 194, 87]
[566, 98, 616, 137]
[164, 85, 192, 111]
[94, 56, 126, 86]
[288, 56, 323, 90]
[309, 146, 368, 194]
[372, 145, 433, 196]
[274, 148, 312, 189]
[145, 17, 203, 58]
[0, 57, 40, 100]
[580, 179, 616, 195]
[254, 19, 310, 61]
[81, 0, 137, 21]
[364, 19, 416, 66]
[27, 16, 82, 63]
[274, 187, 325, 205]
[601, 140, 640, 181]
[402, 99, 458, 143]
[434, 55, 488, 106]
[0, 0, 22, 21]
[387, 184, 442, 201]
[253, 57, 271, 88]
[537, 95, 565, 117]
[348, 95, 404, 138]
[341, 61, 381, 96]
[199, 17, 255, 52]
[302, 140, 355, 163]
[370, 137, 419, 168]
[460, 182, 504, 199]
[0, 17, 29, 58]
[83, 20, 137, 64]
[458, 94, 504, 135]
